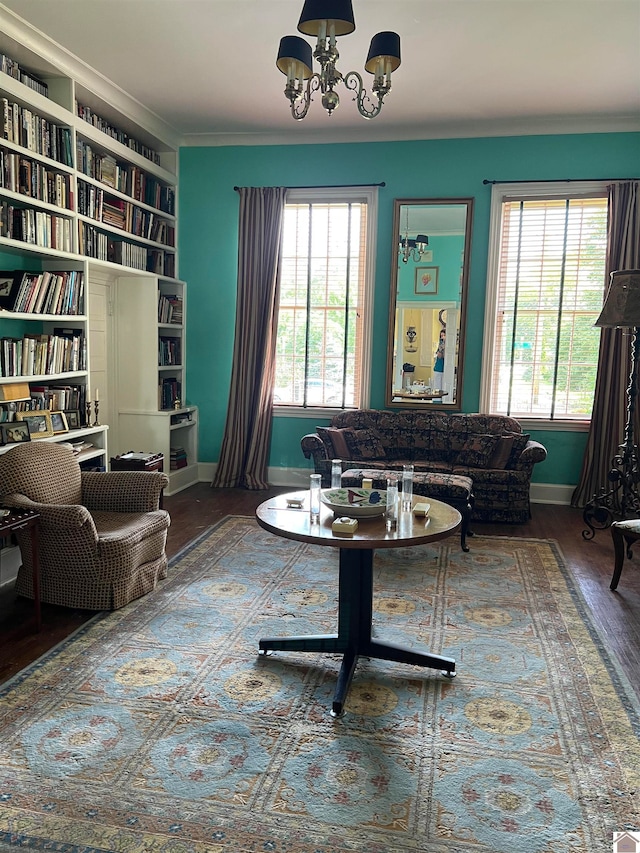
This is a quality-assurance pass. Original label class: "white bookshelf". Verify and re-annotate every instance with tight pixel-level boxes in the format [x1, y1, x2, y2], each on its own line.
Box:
[0, 12, 196, 500]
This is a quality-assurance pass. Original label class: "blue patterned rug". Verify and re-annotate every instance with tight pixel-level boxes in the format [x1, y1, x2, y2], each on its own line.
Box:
[0, 516, 638, 852]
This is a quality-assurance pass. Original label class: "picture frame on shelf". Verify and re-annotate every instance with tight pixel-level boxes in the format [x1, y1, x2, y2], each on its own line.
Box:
[0, 271, 22, 310]
[64, 410, 80, 430]
[50, 411, 69, 434]
[16, 411, 54, 438]
[414, 266, 439, 295]
[0, 421, 31, 444]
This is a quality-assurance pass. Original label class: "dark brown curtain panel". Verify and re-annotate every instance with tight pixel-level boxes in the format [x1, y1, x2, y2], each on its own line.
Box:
[572, 181, 640, 507]
[212, 187, 287, 490]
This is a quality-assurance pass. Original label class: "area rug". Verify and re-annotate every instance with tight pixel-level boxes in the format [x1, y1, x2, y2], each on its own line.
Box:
[0, 517, 638, 853]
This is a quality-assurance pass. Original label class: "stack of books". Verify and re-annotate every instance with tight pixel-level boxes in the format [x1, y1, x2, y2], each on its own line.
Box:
[170, 447, 187, 470]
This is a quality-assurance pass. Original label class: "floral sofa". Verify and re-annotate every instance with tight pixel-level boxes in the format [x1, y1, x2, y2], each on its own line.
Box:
[300, 409, 547, 523]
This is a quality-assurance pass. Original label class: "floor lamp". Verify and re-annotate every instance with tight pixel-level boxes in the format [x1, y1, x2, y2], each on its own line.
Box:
[583, 269, 640, 539]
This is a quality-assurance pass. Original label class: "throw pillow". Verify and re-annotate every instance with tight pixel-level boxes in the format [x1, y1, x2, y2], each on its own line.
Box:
[456, 434, 501, 468]
[316, 426, 352, 459]
[344, 428, 386, 460]
[507, 432, 531, 467]
[489, 434, 515, 469]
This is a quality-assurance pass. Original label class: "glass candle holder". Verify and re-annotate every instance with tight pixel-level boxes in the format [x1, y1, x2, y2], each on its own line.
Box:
[402, 463, 414, 511]
[331, 459, 342, 489]
[309, 473, 322, 523]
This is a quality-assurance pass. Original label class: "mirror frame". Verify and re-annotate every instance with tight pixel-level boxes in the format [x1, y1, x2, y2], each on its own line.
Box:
[385, 197, 474, 411]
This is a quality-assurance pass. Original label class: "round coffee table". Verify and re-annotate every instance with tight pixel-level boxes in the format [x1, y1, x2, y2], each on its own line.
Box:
[255, 490, 461, 717]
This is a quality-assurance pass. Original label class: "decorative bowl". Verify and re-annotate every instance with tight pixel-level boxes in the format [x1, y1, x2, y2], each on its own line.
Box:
[320, 488, 387, 518]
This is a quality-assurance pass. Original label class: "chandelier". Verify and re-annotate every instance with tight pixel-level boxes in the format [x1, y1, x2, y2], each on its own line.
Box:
[276, 0, 401, 121]
[399, 208, 428, 264]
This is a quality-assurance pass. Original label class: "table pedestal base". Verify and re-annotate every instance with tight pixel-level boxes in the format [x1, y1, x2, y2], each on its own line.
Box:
[259, 546, 456, 717]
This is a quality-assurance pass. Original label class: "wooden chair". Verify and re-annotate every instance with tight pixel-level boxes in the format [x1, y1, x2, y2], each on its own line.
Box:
[0, 441, 170, 610]
[610, 519, 640, 590]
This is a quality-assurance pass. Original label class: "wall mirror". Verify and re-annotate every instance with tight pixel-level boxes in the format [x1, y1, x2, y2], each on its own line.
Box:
[385, 197, 474, 410]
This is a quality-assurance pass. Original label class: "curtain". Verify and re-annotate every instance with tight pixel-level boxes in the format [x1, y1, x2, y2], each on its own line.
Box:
[212, 187, 287, 490]
[571, 181, 640, 507]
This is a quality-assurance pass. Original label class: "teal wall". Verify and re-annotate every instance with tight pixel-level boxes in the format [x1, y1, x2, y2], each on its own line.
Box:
[178, 132, 639, 486]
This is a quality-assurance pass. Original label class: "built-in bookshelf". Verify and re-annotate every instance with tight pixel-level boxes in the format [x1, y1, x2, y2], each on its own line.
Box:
[0, 10, 197, 505]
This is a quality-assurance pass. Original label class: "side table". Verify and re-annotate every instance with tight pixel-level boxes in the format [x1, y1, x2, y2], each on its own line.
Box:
[0, 509, 41, 632]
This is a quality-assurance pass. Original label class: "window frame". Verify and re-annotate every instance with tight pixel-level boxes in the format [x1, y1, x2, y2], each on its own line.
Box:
[273, 185, 378, 418]
[480, 180, 609, 432]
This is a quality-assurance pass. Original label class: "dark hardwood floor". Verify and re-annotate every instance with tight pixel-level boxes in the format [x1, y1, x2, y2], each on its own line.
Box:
[1, 484, 639, 699]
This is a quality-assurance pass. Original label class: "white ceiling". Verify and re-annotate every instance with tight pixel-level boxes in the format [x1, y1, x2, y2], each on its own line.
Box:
[2, 0, 639, 147]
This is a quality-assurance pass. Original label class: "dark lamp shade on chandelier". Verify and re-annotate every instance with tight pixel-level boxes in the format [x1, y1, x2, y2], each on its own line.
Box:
[595, 269, 640, 327]
[276, 36, 313, 80]
[364, 31, 402, 74]
[297, 0, 356, 36]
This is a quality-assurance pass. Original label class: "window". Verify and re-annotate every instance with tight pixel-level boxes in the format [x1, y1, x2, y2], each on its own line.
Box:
[273, 187, 377, 411]
[481, 181, 609, 424]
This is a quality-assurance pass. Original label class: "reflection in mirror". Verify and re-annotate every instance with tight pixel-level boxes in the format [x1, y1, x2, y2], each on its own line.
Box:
[386, 198, 474, 410]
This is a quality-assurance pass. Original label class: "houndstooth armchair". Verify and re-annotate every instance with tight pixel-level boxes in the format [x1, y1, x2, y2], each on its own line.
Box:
[0, 441, 170, 610]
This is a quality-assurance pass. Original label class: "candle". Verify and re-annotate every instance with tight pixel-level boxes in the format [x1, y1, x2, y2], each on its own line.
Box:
[95, 387, 99, 401]
[86, 385, 90, 401]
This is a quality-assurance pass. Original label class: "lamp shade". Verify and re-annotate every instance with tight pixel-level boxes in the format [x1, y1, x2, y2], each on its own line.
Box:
[595, 269, 640, 328]
[276, 36, 313, 78]
[364, 31, 401, 73]
[415, 234, 429, 246]
[297, 0, 355, 37]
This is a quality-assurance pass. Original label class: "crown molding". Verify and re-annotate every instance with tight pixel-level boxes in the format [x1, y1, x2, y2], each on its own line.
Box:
[181, 114, 640, 148]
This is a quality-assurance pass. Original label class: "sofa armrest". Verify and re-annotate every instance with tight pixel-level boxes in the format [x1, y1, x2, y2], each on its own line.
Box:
[515, 440, 547, 469]
[300, 433, 329, 469]
[81, 471, 168, 512]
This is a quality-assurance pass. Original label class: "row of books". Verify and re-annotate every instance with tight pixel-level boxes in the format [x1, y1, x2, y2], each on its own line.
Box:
[0, 269, 84, 315]
[170, 446, 188, 470]
[158, 293, 183, 324]
[1, 98, 73, 165]
[28, 382, 86, 416]
[76, 141, 175, 214]
[0, 147, 72, 208]
[78, 222, 176, 276]
[0, 202, 73, 250]
[159, 377, 181, 411]
[77, 182, 175, 246]
[159, 336, 181, 366]
[75, 102, 161, 166]
[0, 331, 86, 378]
[0, 53, 48, 97]
[0, 384, 88, 422]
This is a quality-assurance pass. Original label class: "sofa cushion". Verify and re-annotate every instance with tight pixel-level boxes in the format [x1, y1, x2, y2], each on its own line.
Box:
[316, 426, 352, 459]
[344, 428, 386, 460]
[455, 434, 500, 468]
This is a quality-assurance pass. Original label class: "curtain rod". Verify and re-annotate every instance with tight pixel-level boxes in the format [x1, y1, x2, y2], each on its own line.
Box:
[483, 177, 638, 185]
[233, 182, 386, 191]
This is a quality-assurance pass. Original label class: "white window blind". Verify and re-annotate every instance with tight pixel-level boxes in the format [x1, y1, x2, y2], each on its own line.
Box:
[486, 191, 608, 421]
[274, 188, 375, 410]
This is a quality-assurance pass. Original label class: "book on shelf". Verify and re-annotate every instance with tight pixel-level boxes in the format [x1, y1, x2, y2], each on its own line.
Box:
[170, 446, 188, 470]
[0, 380, 30, 402]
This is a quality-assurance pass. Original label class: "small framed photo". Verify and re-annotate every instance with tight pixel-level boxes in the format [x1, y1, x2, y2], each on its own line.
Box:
[1, 421, 31, 444]
[415, 266, 439, 295]
[50, 411, 69, 434]
[16, 411, 54, 438]
[64, 409, 81, 430]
